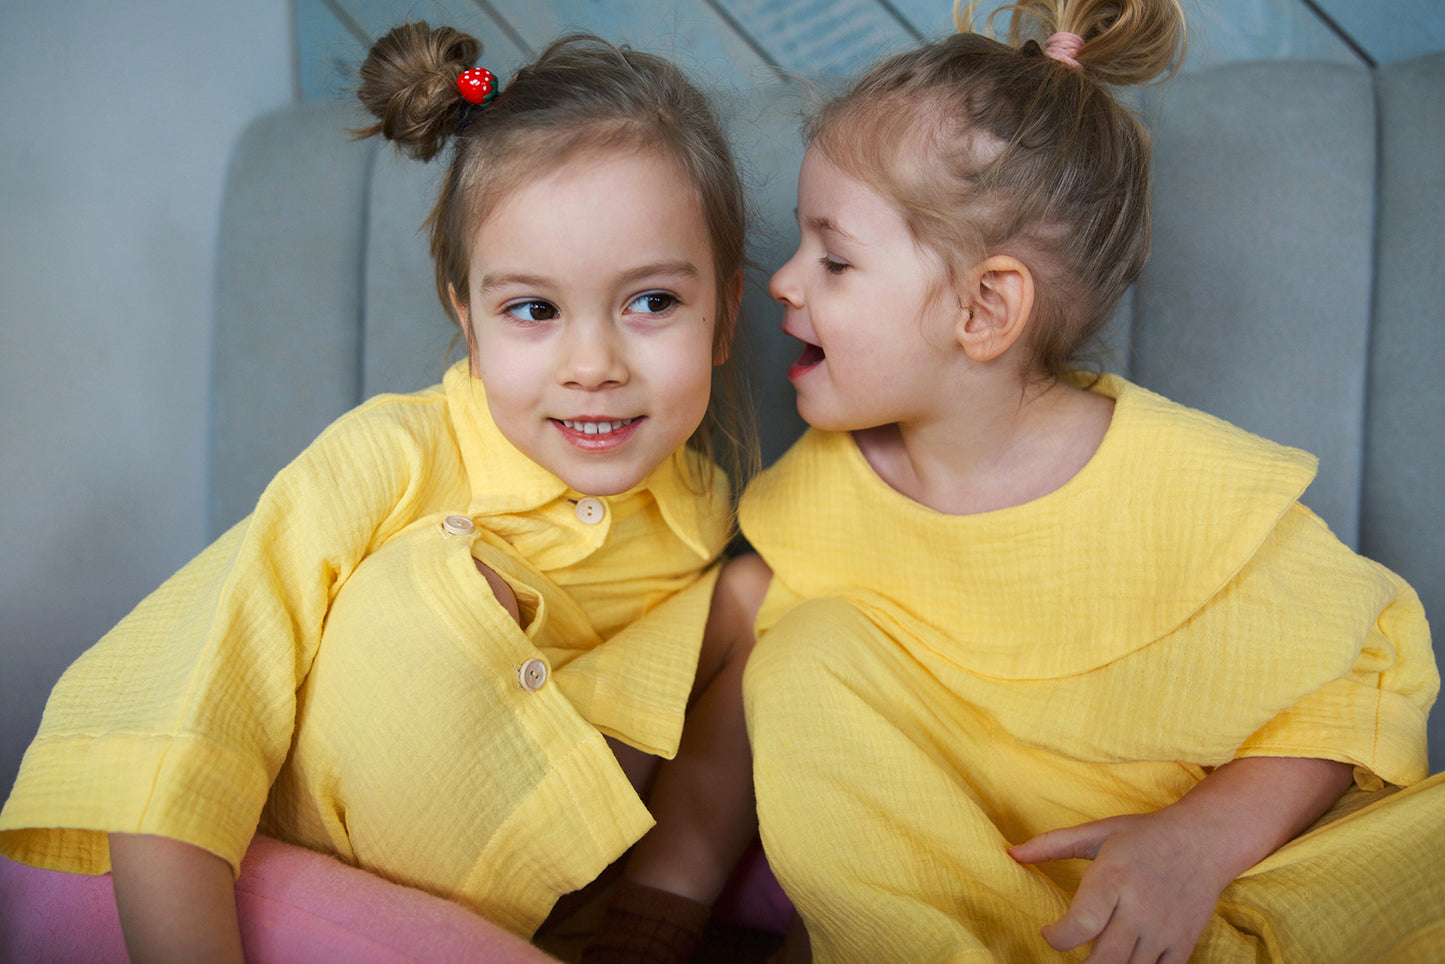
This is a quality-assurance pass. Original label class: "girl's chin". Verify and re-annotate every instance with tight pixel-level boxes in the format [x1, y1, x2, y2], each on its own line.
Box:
[793, 401, 850, 433]
[793, 396, 886, 435]
[555, 471, 644, 498]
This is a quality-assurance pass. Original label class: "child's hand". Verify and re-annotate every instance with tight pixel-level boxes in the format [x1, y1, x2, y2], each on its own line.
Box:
[1009, 757, 1354, 963]
[1007, 809, 1229, 964]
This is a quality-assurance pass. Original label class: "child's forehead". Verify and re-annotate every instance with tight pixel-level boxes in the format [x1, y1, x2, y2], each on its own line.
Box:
[484, 146, 702, 221]
[799, 149, 899, 218]
[475, 139, 699, 219]
[467, 150, 714, 280]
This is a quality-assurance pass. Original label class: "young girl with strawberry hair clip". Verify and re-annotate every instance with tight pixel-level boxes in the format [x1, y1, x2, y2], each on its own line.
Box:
[2, 22, 766, 964]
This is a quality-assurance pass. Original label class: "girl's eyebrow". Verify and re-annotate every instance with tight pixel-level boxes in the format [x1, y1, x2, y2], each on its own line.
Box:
[481, 261, 699, 293]
[480, 272, 549, 293]
[801, 212, 858, 242]
[618, 260, 699, 285]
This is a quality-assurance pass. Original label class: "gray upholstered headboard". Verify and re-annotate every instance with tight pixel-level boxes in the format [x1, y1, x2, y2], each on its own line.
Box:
[210, 56, 1445, 769]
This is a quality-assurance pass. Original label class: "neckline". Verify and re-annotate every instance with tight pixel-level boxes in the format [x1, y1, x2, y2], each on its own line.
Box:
[840, 374, 1126, 523]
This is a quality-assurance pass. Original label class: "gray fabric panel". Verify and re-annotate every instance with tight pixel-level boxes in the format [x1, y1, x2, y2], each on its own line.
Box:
[361, 147, 463, 398]
[209, 100, 375, 537]
[1135, 62, 1376, 546]
[1364, 52, 1445, 772]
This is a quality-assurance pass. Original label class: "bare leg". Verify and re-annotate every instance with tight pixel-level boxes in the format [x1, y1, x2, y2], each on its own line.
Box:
[771, 912, 812, 964]
[627, 554, 774, 901]
[473, 557, 522, 624]
[625, 553, 771, 901]
[582, 554, 772, 962]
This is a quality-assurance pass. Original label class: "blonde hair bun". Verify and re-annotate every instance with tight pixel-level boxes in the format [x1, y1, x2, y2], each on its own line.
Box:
[960, 0, 1186, 86]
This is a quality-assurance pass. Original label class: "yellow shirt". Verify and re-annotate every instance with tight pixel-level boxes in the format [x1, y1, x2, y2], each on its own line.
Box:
[0, 360, 730, 937]
[740, 375, 1441, 962]
[745, 375, 1434, 788]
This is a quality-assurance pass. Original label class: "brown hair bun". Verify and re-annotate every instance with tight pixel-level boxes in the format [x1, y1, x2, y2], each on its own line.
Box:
[356, 22, 481, 161]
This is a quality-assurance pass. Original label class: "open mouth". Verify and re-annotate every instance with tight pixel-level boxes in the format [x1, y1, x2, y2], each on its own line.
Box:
[787, 342, 825, 380]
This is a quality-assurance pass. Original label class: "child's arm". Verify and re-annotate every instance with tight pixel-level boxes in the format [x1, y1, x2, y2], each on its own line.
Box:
[1009, 755, 1353, 963]
[110, 833, 245, 964]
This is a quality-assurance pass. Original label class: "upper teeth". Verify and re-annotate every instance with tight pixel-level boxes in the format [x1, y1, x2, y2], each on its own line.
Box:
[562, 418, 635, 435]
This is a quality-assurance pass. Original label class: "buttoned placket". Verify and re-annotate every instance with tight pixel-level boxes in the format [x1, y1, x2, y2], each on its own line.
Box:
[434, 510, 554, 693]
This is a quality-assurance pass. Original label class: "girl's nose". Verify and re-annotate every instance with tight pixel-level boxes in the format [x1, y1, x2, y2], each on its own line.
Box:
[769, 251, 803, 308]
[558, 323, 628, 390]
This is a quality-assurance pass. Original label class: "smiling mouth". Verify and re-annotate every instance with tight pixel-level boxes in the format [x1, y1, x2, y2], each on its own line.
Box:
[557, 417, 637, 436]
[553, 416, 643, 451]
[787, 342, 825, 380]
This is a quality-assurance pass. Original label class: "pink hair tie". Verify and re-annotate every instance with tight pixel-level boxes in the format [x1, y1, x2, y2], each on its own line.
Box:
[1043, 31, 1085, 70]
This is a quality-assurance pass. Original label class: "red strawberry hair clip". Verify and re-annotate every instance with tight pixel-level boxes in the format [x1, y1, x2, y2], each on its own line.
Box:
[457, 67, 498, 106]
[455, 67, 499, 133]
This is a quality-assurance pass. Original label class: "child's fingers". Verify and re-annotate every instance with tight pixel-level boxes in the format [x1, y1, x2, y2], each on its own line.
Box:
[1077, 915, 1142, 964]
[1039, 881, 1118, 952]
[1008, 818, 1115, 864]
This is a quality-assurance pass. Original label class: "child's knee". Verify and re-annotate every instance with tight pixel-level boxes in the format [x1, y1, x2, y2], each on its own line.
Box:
[606, 734, 659, 796]
[743, 597, 874, 705]
[717, 553, 773, 656]
[472, 557, 522, 625]
[723, 552, 773, 600]
[695, 554, 773, 692]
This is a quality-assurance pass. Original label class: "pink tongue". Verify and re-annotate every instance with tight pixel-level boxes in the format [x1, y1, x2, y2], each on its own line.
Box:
[797, 344, 825, 366]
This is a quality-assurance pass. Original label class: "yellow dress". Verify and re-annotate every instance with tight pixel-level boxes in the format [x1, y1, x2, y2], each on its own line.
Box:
[0, 360, 730, 938]
[740, 375, 1445, 963]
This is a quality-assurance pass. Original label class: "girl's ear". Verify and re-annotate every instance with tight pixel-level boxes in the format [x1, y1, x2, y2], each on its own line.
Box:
[449, 283, 481, 374]
[714, 270, 745, 366]
[957, 256, 1034, 363]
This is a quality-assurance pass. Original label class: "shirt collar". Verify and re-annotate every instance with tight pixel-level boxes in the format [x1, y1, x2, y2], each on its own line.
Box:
[743, 374, 1319, 678]
[444, 360, 730, 561]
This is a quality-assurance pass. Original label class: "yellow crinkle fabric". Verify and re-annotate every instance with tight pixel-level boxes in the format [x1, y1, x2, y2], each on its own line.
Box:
[0, 360, 730, 938]
[740, 374, 1445, 963]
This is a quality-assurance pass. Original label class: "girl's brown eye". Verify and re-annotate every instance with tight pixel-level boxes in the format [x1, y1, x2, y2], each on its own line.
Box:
[505, 300, 558, 322]
[627, 292, 678, 315]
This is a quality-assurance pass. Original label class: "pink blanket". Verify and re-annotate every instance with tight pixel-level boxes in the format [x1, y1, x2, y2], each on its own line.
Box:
[0, 835, 790, 961]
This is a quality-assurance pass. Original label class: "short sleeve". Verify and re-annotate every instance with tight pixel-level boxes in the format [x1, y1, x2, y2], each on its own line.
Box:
[0, 393, 455, 875]
[1234, 509, 1436, 789]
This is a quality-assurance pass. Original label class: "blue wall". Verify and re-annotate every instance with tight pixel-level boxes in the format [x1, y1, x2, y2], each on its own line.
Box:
[296, 0, 1445, 100]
